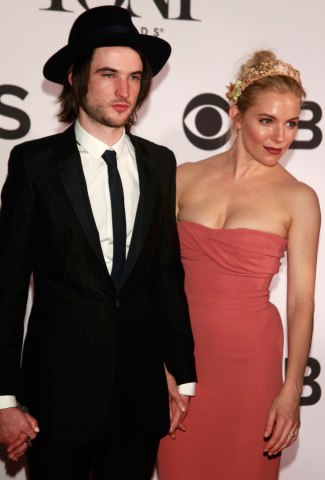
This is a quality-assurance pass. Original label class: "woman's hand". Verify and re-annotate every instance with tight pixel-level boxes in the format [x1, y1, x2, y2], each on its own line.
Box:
[263, 384, 300, 456]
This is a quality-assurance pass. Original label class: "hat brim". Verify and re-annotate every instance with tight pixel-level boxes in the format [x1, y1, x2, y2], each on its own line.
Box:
[43, 33, 171, 84]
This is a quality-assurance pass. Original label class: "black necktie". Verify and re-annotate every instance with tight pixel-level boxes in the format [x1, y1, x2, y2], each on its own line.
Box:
[102, 150, 126, 288]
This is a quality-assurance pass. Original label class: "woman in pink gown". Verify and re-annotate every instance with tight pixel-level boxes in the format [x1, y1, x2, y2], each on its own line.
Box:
[158, 50, 320, 479]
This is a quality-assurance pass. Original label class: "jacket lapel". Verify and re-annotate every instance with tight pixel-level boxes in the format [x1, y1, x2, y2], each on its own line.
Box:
[57, 127, 111, 280]
[120, 135, 158, 286]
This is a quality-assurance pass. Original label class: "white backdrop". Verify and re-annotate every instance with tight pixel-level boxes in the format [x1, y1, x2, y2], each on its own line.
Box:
[0, 1, 324, 479]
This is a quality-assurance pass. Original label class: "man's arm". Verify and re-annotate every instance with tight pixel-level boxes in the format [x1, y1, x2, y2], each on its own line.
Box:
[0, 146, 40, 457]
[156, 150, 197, 434]
[157, 151, 196, 384]
[0, 146, 34, 394]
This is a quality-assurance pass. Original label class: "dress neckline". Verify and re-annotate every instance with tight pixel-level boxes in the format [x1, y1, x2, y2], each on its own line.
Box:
[177, 220, 288, 241]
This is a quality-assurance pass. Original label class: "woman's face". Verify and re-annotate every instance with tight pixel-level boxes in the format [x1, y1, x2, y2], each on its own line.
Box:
[234, 89, 301, 166]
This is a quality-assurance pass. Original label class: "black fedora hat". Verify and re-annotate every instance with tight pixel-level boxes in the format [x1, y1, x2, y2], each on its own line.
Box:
[43, 6, 171, 84]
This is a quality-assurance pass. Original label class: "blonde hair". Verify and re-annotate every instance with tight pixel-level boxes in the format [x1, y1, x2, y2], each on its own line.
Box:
[226, 50, 306, 142]
[233, 50, 306, 114]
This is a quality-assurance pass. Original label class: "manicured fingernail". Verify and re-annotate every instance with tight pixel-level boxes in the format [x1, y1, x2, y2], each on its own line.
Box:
[35, 426, 40, 432]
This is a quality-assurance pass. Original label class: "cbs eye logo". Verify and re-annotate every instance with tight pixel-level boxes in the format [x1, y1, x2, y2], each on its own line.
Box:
[183, 93, 323, 151]
[183, 93, 230, 150]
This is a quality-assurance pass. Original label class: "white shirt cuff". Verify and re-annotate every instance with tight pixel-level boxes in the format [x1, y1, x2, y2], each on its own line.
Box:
[0, 396, 17, 409]
[178, 382, 196, 396]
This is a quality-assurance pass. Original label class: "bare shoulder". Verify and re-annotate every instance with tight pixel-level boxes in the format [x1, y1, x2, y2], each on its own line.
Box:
[176, 157, 214, 204]
[278, 166, 319, 206]
[291, 180, 320, 207]
[177, 153, 224, 186]
[288, 179, 321, 228]
[176, 161, 199, 178]
[177, 156, 213, 175]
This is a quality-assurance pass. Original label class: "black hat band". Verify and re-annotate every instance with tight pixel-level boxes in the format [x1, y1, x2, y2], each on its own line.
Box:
[83, 25, 137, 39]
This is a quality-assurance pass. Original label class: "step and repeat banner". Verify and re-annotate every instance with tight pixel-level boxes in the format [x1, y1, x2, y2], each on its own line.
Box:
[0, 1, 324, 479]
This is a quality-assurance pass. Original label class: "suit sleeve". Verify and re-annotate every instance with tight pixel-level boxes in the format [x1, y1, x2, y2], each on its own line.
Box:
[156, 151, 197, 386]
[0, 146, 34, 395]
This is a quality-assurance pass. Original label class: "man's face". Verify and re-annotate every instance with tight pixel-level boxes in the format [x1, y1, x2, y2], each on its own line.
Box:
[79, 46, 143, 129]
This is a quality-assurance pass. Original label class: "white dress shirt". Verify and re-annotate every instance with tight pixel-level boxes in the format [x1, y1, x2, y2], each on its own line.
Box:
[0, 123, 194, 409]
[75, 122, 139, 273]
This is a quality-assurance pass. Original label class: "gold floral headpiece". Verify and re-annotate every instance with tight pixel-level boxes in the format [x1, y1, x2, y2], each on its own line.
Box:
[226, 61, 302, 104]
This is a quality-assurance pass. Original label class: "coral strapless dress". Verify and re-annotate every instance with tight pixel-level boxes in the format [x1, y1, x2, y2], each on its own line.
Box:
[158, 221, 288, 480]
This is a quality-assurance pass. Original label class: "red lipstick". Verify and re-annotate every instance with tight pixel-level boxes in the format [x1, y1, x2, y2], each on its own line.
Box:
[264, 146, 282, 155]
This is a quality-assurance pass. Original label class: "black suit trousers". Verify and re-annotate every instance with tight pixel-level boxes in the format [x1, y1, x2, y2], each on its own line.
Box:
[27, 389, 160, 480]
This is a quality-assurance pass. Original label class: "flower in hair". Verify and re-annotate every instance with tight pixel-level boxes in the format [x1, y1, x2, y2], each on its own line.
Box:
[226, 80, 242, 103]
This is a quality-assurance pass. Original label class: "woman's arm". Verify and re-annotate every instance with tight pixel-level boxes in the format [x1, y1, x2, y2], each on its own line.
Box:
[264, 183, 321, 456]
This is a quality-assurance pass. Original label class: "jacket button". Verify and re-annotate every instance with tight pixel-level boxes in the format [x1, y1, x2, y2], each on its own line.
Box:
[115, 299, 120, 308]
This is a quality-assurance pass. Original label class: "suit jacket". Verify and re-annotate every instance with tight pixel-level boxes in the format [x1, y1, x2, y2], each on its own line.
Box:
[0, 125, 196, 447]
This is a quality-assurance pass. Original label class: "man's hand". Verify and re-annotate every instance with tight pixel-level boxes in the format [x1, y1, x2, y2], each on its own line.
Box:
[0, 407, 39, 461]
[164, 366, 190, 440]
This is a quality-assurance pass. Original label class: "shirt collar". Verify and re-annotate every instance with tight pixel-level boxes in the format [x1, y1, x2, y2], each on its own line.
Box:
[74, 121, 129, 160]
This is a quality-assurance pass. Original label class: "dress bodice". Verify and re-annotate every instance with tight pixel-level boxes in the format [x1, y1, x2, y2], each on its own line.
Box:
[177, 221, 288, 312]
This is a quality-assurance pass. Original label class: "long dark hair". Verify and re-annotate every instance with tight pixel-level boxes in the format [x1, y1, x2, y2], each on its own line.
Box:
[57, 48, 153, 132]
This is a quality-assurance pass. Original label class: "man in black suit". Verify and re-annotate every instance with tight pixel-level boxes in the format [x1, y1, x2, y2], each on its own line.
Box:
[0, 6, 196, 479]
